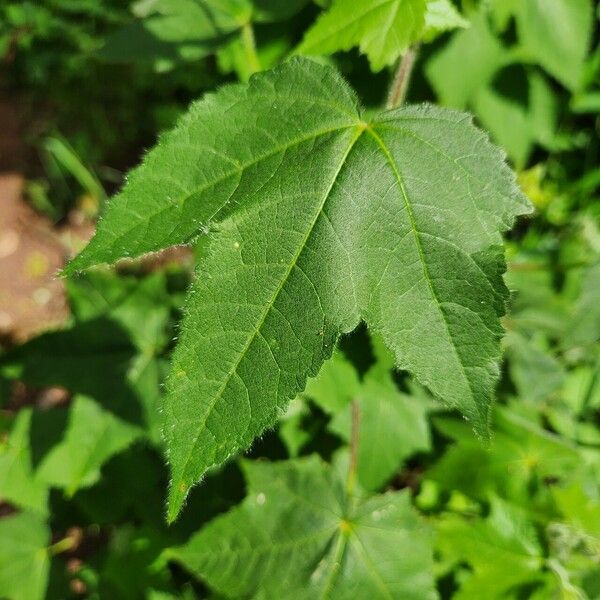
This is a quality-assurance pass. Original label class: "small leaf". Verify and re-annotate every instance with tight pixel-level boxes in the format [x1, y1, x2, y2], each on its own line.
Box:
[36, 395, 141, 495]
[169, 456, 437, 599]
[422, 0, 469, 41]
[0, 511, 51, 600]
[296, 0, 428, 71]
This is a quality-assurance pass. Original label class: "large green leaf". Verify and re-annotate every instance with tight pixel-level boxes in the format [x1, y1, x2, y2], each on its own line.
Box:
[66, 58, 530, 519]
[168, 456, 436, 599]
[0, 511, 51, 600]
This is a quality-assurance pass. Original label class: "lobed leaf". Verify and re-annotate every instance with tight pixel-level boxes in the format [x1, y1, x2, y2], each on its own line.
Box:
[67, 58, 531, 520]
[0, 511, 51, 600]
[169, 456, 437, 599]
[296, 0, 428, 71]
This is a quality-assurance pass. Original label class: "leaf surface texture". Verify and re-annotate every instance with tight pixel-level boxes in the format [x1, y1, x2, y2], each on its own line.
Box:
[67, 58, 530, 518]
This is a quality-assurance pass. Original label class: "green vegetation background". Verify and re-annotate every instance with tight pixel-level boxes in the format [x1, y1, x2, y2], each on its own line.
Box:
[0, 0, 599, 598]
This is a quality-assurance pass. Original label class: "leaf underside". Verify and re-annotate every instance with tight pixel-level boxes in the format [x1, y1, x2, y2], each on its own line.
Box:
[66, 57, 531, 520]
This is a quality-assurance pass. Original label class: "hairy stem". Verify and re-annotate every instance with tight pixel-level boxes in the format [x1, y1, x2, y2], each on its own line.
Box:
[386, 46, 419, 109]
[346, 400, 361, 497]
[241, 21, 261, 76]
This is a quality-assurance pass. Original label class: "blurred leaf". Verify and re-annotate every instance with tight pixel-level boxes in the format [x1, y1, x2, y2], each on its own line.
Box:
[554, 484, 600, 542]
[304, 350, 360, 414]
[506, 332, 566, 403]
[99, 525, 174, 598]
[278, 397, 313, 457]
[35, 394, 141, 495]
[564, 261, 600, 349]
[515, 0, 594, 91]
[329, 369, 431, 491]
[67, 272, 171, 353]
[426, 8, 506, 109]
[44, 135, 106, 209]
[430, 408, 581, 506]
[99, 0, 249, 66]
[437, 496, 544, 598]
[169, 456, 436, 599]
[0, 511, 51, 600]
[0, 410, 49, 515]
[0, 318, 142, 425]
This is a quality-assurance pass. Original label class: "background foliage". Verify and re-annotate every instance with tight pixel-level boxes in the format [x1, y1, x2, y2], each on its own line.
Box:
[0, 0, 599, 598]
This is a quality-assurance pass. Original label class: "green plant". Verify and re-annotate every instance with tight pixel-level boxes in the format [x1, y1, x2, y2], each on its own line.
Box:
[1, 1, 599, 599]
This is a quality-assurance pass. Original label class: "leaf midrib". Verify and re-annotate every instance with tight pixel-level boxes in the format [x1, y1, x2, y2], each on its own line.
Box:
[72, 122, 358, 270]
[172, 123, 367, 496]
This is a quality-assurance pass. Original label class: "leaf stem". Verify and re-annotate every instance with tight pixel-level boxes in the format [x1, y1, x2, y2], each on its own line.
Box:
[386, 46, 419, 109]
[48, 536, 76, 556]
[346, 400, 361, 497]
[241, 21, 261, 76]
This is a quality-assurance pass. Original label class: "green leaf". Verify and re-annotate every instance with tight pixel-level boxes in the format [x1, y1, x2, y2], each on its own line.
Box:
[67, 272, 171, 353]
[304, 350, 360, 414]
[430, 407, 582, 505]
[553, 484, 600, 543]
[0, 410, 49, 516]
[437, 496, 544, 598]
[0, 318, 141, 425]
[515, 0, 594, 91]
[329, 369, 431, 491]
[422, 0, 468, 41]
[66, 59, 530, 520]
[564, 261, 600, 348]
[0, 511, 51, 600]
[506, 332, 566, 403]
[100, 0, 250, 65]
[425, 8, 506, 109]
[169, 456, 436, 599]
[296, 0, 428, 71]
[35, 395, 141, 495]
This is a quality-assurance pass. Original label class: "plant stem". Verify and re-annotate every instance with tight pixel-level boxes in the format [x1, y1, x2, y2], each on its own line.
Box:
[49, 536, 75, 556]
[386, 46, 419, 109]
[346, 400, 361, 497]
[241, 21, 261, 76]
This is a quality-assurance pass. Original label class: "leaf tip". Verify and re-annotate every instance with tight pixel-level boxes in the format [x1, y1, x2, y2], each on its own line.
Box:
[166, 477, 189, 525]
